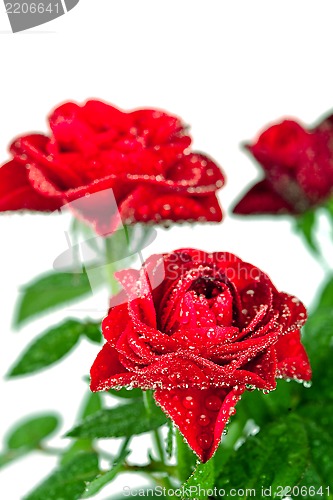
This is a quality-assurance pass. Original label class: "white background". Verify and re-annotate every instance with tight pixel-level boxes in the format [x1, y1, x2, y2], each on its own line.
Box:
[0, 1, 333, 498]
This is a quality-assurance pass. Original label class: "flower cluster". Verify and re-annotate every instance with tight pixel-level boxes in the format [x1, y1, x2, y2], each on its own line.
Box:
[233, 115, 333, 215]
[1, 101, 313, 465]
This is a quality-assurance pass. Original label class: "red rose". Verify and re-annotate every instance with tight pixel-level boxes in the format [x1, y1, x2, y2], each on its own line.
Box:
[90, 249, 311, 462]
[0, 100, 225, 234]
[233, 116, 333, 215]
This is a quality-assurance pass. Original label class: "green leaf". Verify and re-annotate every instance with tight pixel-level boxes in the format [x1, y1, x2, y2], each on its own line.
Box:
[84, 323, 103, 344]
[316, 274, 333, 308]
[295, 210, 319, 254]
[236, 380, 293, 429]
[6, 414, 60, 450]
[67, 400, 167, 439]
[60, 439, 94, 466]
[109, 387, 143, 399]
[165, 420, 174, 460]
[82, 447, 130, 498]
[60, 393, 102, 466]
[302, 307, 333, 401]
[8, 320, 98, 377]
[15, 270, 97, 327]
[24, 452, 99, 500]
[299, 421, 333, 494]
[0, 448, 30, 469]
[298, 402, 333, 436]
[81, 392, 103, 420]
[175, 430, 197, 483]
[182, 459, 215, 500]
[216, 415, 308, 493]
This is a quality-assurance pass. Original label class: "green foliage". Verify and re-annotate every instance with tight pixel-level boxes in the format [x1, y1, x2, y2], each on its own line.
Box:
[67, 400, 167, 440]
[8, 319, 101, 377]
[82, 447, 130, 498]
[80, 392, 103, 420]
[15, 270, 99, 327]
[301, 276, 333, 401]
[294, 210, 319, 254]
[6, 414, 60, 450]
[165, 420, 175, 460]
[175, 430, 197, 483]
[0, 413, 60, 470]
[216, 415, 308, 494]
[183, 459, 215, 500]
[24, 452, 99, 500]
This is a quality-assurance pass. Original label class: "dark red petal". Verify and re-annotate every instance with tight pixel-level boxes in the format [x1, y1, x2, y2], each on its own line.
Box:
[90, 343, 129, 391]
[0, 160, 61, 212]
[242, 347, 277, 390]
[11, 134, 85, 190]
[90, 352, 210, 391]
[248, 120, 310, 170]
[102, 304, 129, 345]
[167, 153, 225, 190]
[129, 108, 189, 145]
[233, 180, 294, 215]
[275, 330, 312, 381]
[115, 268, 157, 328]
[48, 101, 99, 154]
[273, 293, 307, 333]
[154, 386, 244, 462]
[82, 100, 131, 132]
[119, 186, 223, 224]
[296, 132, 333, 203]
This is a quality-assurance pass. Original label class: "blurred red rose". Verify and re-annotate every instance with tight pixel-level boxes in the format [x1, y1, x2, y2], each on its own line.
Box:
[0, 100, 225, 234]
[90, 248, 311, 462]
[233, 115, 333, 215]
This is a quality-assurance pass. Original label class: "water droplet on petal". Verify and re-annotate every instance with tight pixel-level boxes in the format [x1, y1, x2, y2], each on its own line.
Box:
[198, 414, 210, 427]
[198, 432, 212, 450]
[183, 396, 197, 409]
[205, 395, 221, 411]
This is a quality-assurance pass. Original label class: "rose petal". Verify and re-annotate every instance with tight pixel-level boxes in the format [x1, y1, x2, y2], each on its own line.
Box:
[90, 343, 129, 392]
[154, 386, 244, 462]
[233, 180, 294, 215]
[119, 186, 223, 224]
[273, 293, 307, 333]
[0, 160, 61, 212]
[275, 330, 312, 381]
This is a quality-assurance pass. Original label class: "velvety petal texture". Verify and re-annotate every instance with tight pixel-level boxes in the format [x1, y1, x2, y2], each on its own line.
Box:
[90, 249, 311, 462]
[233, 114, 333, 215]
[0, 101, 225, 234]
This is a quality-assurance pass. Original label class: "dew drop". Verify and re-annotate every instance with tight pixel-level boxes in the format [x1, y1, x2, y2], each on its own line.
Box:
[198, 414, 210, 427]
[183, 395, 197, 409]
[205, 395, 221, 411]
[303, 381, 312, 388]
[198, 433, 213, 450]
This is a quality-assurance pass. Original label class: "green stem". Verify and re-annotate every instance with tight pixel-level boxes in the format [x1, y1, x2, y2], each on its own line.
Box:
[118, 436, 131, 458]
[38, 444, 65, 455]
[143, 391, 165, 463]
[122, 461, 177, 477]
[143, 391, 174, 493]
[104, 237, 119, 295]
[152, 428, 165, 464]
